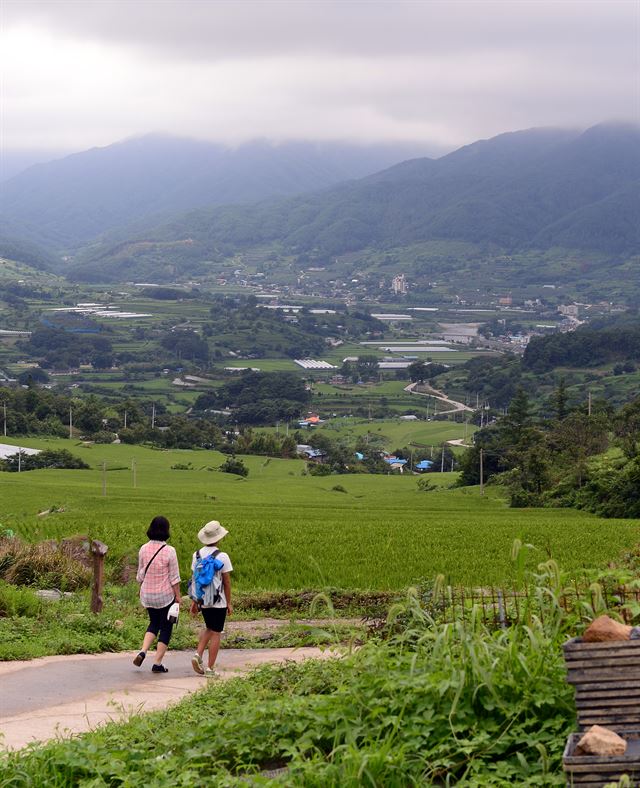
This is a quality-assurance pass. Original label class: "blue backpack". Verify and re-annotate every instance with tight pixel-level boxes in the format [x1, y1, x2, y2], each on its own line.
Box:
[188, 549, 225, 607]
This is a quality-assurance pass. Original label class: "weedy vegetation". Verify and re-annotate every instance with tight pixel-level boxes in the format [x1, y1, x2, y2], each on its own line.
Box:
[0, 557, 608, 786]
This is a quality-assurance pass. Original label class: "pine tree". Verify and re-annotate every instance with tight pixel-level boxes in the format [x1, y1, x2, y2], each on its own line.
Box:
[553, 378, 568, 421]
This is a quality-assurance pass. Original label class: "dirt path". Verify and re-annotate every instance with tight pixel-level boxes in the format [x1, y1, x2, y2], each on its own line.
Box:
[404, 381, 473, 415]
[0, 646, 338, 751]
[446, 437, 473, 448]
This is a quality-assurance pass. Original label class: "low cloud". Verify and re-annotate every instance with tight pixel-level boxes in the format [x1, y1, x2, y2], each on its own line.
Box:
[1, 0, 638, 152]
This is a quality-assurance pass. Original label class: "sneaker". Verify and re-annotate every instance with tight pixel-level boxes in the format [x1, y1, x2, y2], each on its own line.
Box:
[204, 668, 217, 678]
[133, 651, 146, 667]
[191, 652, 204, 675]
[152, 664, 168, 673]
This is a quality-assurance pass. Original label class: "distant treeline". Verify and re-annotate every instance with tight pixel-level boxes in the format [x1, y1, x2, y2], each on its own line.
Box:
[524, 317, 640, 372]
[194, 371, 311, 425]
[458, 384, 640, 518]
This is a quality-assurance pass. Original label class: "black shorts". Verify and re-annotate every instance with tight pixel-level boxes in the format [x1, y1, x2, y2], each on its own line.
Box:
[201, 606, 227, 632]
[146, 604, 174, 645]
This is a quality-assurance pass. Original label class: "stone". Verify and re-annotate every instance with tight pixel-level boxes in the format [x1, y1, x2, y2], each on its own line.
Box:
[576, 725, 627, 756]
[582, 615, 632, 642]
[36, 589, 74, 601]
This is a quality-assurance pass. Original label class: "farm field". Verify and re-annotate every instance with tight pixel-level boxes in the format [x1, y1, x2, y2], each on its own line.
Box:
[1, 437, 638, 590]
[315, 416, 475, 451]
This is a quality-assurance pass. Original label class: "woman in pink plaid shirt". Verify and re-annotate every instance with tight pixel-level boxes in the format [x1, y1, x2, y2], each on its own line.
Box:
[133, 516, 181, 673]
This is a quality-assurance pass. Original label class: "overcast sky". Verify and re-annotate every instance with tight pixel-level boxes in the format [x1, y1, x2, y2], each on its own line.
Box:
[1, 0, 638, 155]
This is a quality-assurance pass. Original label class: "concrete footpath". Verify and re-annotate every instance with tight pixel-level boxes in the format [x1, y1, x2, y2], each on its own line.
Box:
[0, 647, 331, 750]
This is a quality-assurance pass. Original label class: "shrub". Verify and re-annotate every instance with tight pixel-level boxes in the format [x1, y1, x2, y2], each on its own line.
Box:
[0, 580, 41, 617]
[219, 457, 249, 477]
[0, 449, 90, 472]
[308, 463, 332, 476]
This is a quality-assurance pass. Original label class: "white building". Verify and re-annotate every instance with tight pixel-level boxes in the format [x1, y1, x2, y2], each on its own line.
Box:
[391, 274, 408, 295]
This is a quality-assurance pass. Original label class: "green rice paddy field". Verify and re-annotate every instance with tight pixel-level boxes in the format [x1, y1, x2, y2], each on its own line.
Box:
[1, 436, 639, 591]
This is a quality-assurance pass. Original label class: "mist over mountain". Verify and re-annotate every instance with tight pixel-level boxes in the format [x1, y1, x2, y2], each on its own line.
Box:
[1, 123, 638, 291]
[0, 135, 440, 252]
[66, 123, 640, 283]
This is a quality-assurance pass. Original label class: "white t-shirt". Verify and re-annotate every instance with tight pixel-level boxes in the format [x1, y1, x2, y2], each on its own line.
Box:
[191, 545, 233, 608]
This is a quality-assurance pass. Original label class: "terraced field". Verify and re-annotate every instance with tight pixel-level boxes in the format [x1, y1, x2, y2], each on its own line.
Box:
[1, 437, 638, 590]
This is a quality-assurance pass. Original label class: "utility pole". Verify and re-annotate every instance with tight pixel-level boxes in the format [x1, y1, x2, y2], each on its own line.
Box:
[102, 461, 107, 497]
[588, 391, 592, 417]
[440, 445, 445, 473]
[132, 458, 137, 488]
[3, 402, 6, 437]
[480, 448, 484, 496]
[17, 448, 21, 473]
[124, 410, 127, 430]
[151, 403, 156, 429]
[69, 407, 73, 439]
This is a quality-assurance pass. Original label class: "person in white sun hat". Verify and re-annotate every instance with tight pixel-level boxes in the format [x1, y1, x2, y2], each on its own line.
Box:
[189, 519, 233, 677]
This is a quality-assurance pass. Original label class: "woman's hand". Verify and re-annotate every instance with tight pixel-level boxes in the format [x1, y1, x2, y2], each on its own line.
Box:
[227, 603, 233, 616]
[190, 601, 199, 616]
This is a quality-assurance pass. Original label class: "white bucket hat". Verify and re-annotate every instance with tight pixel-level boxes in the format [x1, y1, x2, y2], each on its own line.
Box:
[197, 520, 228, 545]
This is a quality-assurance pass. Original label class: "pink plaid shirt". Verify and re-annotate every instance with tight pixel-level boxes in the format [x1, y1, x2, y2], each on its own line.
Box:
[137, 541, 181, 609]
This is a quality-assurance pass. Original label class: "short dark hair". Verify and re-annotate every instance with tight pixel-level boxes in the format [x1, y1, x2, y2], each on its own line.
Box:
[147, 516, 170, 541]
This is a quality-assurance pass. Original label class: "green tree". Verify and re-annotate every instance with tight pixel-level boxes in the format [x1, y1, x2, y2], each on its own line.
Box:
[408, 361, 427, 384]
[502, 386, 533, 448]
[553, 378, 568, 421]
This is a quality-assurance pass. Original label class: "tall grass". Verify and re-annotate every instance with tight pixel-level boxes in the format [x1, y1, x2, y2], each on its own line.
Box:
[0, 537, 91, 590]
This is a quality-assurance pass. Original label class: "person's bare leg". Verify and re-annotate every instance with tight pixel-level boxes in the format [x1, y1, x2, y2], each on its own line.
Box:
[154, 641, 168, 664]
[140, 631, 156, 653]
[197, 628, 214, 657]
[207, 632, 222, 669]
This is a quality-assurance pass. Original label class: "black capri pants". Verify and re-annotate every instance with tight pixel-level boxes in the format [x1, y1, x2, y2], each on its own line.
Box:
[146, 604, 174, 645]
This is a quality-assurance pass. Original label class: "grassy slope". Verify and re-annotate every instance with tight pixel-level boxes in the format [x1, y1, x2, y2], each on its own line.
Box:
[1, 437, 638, 589]
[315, 416, 475, 450]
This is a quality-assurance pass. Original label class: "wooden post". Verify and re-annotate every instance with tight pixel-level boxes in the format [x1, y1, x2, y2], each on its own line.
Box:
[90, 539, 108, 613]
[102, 460, 107, 497]
[480, 448, 484, 495]
[132, 457, 137, 488]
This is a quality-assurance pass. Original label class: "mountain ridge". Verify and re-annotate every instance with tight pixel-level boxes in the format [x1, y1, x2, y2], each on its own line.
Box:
[0, 135, 440, 251]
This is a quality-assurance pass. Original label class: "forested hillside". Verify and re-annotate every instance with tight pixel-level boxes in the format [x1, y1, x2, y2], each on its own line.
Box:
[67, 123, 640, 284]
[0, 136, 435, 251]
[523, 316, 640, 372]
